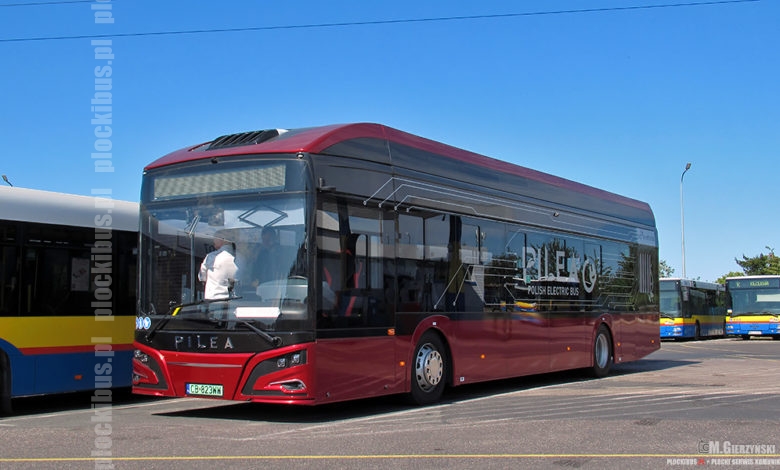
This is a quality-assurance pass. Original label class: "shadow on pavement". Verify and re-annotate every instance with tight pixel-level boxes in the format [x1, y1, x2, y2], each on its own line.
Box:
[3, 387, 163, 418]
[154, 356, 696, 423]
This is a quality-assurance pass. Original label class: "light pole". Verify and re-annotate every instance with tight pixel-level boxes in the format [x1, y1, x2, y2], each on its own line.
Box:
[680, 162, 691, 279]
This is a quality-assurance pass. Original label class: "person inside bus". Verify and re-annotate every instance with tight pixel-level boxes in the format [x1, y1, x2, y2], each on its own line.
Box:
[198, 230, 237, 300]
[249, 226, 284, 291]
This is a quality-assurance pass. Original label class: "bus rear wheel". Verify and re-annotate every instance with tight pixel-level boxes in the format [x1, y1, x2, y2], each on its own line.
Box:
[0, 393, 9, 416]
[591, 325, 613, 378]
[410, 332, 447, 405]
[0, 359, 11, 416]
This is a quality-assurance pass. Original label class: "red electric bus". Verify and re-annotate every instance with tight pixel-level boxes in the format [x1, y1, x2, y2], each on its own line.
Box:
[133, 123, 659, 405]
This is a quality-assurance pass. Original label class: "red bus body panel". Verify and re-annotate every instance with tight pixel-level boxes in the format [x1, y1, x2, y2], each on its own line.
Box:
[135, 312, 658, 404]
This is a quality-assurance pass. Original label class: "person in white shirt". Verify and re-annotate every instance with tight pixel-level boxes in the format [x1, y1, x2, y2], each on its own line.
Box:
[198, 231, 237, 299]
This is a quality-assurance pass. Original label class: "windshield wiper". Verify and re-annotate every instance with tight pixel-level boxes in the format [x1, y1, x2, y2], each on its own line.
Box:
[240, 320, 283, 348]
[145, 314, 175, 342]
[144, 297, 243, 341]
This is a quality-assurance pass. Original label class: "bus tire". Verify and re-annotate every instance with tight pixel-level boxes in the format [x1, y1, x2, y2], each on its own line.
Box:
[591, 325, 613, 378]
[741, 335, 750, 340]
[409, 332, 447, 406]
[0, 392, 10, 416]
[0, 354, 12, 416]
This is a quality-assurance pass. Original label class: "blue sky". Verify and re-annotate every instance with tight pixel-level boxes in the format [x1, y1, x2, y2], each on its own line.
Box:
[1, 0, 777, 282]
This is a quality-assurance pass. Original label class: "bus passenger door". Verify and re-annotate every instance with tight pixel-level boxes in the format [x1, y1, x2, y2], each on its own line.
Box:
[315, 200, 397, 402]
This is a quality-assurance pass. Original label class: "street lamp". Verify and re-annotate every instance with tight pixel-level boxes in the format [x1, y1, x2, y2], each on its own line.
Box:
[680, 162, 691, 279]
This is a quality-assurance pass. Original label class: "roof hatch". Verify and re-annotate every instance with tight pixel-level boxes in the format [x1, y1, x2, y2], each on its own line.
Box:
[206, 129, 287, 150]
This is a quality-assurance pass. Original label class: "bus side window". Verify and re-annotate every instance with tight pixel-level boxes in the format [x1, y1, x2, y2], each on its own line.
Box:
[316, 200, 394, 328]
[21, 222, 96, 317]
[330, 233, 366, 320]
[0, 246, 18, 316]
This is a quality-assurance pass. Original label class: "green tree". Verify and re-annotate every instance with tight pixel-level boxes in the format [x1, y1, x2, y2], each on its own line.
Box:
[735, 246, 780, 276]
[659, 260, 674, 278]
[716, 271, 743, 284]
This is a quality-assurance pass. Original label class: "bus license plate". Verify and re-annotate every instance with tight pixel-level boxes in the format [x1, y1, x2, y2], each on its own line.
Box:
[186, 383, 224, 397]
[749, 331, 762, 335]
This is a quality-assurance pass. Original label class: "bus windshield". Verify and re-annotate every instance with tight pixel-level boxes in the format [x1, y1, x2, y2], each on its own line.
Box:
[139, 193, 309, 331]
[729, 288, 780, 315]
[659, 284, 681, 318]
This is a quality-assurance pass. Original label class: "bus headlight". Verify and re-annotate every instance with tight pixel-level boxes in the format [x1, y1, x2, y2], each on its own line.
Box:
[134, 349, 150, 364]
[275, 351, 306, 369]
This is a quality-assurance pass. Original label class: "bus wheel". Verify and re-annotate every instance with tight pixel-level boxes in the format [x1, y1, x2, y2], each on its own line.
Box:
[410, 332, 447, 405]
[741, 335, 750, 340]
[591, 325, 613, 378]
[0, 362, 11, 416]
[0, 393, 10, 416]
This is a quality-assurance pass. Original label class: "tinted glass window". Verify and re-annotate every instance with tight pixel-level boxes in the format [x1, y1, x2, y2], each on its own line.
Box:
[317, 198, 393, 328]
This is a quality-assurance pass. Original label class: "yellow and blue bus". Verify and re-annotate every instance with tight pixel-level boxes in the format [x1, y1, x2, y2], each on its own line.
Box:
[725, 275, 780, 340]
[0, 186, 137, 414]
[659, 278, 726, 340]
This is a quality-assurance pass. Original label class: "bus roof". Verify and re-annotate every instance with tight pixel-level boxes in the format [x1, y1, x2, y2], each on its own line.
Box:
[145, 123, 654, 227]
[660, 278, 724, 290]
[0, 186, 138, 232]
[726, 275, 780, 280]
[726, 274, 780, 279]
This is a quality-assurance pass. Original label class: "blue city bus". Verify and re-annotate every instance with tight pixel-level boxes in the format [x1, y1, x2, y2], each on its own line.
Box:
[659, 278, 725, 340]
[725, 275, 780, 340]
